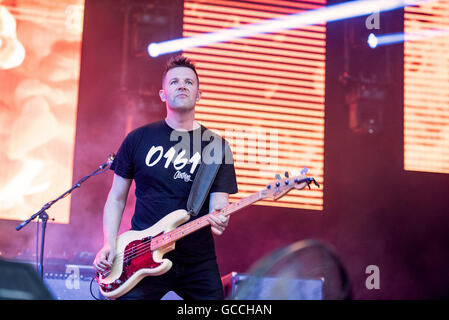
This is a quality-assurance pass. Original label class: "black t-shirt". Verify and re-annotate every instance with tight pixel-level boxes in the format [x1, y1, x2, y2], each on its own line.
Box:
[110, 120, 238, 263]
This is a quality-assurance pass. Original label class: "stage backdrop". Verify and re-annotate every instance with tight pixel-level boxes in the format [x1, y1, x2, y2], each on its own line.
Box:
[0, 0, 448, 300]
[0, 0, 84, 224]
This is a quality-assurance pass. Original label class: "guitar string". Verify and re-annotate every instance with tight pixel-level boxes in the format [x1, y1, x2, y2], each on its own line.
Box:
[101, 212, 218, 278]
[99, 211, 229, 278]
[111, 196, 256, 261]
[115, 194, 258, 260]
[99, 180, 312, 280]
[100, 195, 262, 279]
[100, 218, 210, 278]
[100, 194, 262, 278]
[103, 179, 306, 265]
[99, 213, 234, 278]
[113, 212, 214, 260]
[102, 211, 217, 277]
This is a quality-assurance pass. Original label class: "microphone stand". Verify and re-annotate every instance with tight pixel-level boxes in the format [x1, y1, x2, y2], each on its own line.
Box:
[16, 157, 113, 279]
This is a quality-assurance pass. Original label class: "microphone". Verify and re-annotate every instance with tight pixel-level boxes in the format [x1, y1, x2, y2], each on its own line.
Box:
[99, 153, 115, 169]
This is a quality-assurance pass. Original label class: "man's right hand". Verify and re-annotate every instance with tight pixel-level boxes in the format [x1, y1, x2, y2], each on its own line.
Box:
[93, 244, 116, 273]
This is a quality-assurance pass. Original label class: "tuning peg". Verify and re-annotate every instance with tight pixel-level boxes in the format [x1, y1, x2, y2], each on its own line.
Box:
[274, 174, 281, 187]
[284, 171, 289, 178]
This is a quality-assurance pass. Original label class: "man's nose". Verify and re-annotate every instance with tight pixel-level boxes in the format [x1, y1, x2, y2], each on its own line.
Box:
[177, 81, 188, 90]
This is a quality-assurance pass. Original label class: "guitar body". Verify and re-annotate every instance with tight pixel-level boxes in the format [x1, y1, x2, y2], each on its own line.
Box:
[97, 209, 190, 299]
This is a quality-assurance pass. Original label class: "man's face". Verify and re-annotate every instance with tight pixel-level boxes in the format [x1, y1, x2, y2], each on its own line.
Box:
[159, 66, 201, 112]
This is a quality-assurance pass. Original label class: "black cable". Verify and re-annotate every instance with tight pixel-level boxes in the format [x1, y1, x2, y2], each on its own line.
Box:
[89, 276, 103, 300]
[36, 218, 39, 271]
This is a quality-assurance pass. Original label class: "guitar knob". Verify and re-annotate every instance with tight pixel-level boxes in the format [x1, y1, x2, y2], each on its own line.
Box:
[284, 179, 289, 185]
[275, 181, 280, 187]
[267, 184, 272, 189]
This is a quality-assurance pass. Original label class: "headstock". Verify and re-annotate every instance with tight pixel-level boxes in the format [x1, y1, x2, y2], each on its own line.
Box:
[260, 167, 320, 201]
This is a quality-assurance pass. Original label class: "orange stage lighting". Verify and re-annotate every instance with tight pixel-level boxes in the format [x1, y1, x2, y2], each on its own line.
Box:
[0, 0, 84, 223]
[404, 0, 449, 174]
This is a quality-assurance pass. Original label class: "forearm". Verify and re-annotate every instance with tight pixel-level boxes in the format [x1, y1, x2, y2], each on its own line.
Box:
[209, 192, 229, 213]
[208, 192, 230, 236]
[103, 195, 126, 247]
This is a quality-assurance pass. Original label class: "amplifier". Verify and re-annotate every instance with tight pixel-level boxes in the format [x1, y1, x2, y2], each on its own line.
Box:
[43, 262, 181, 300]
[43, 264, 104, 300]
[0, 259, 53, 300]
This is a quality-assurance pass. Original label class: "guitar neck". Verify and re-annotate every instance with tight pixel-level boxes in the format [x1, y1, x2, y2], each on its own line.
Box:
[151, 191, 263, 250]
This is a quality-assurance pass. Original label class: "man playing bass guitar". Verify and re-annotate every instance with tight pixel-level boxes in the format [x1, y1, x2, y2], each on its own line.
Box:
[93, 55, 238, 300]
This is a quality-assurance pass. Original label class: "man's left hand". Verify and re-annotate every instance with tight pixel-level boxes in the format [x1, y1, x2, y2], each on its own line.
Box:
[208, 209, 229, 236]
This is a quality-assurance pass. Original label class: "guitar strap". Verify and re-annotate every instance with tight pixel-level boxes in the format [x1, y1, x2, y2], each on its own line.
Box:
[186, 131, 226, 217]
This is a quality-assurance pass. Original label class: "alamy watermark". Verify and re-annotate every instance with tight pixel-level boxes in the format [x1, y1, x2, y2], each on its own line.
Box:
[365, 2, 380, 30]
[65, 265, 80, 290]
[366, 11, 380, 30]
[365, 265, 380, 290]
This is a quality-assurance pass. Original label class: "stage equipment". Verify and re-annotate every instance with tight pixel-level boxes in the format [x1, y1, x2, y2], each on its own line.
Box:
[232, 239, 351, 300]
[345, 78, 388, 134]
[119, 0, 182, 115]
[15, 153, 115, 279]
[222, 272, 323, 300]
[0, 259, 54, 300]
[338, 2, 399, 135]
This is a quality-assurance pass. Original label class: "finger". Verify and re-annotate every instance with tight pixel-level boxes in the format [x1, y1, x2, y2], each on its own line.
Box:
[208, 214, 219, 224]
[216, 214, 229, 227]
[213, 212, 228, 223]
[219, 214, 229, 225]
[106, 252, 115, 265]
[93, 257, 102, 270]
[208, 215, 225, 228]
[99, 255, 113, 267]
[211, 226, 223, 236]
[97, 260, 109, 270]
[94, 262, 105, 272]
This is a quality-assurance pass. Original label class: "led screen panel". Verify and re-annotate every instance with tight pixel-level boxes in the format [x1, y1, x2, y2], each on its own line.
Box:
[0, 0, 84, 223]
[404, 0, 449, 174]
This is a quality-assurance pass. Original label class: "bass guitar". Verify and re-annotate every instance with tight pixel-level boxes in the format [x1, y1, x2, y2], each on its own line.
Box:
[96, 170, 319, 299]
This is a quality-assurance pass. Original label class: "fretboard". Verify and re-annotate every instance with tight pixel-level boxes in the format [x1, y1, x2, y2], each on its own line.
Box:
[150, 191, 262, 250]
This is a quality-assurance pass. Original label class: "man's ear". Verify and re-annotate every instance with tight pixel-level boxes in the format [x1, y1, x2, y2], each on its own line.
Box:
[159, 89, 166, 102]
[196, 89, 202, 102]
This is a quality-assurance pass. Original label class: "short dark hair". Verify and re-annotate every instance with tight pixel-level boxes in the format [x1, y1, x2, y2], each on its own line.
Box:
[162, 55, 199, 86]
